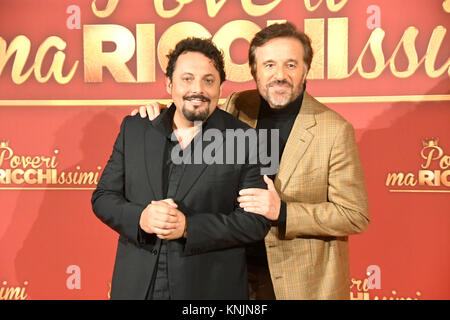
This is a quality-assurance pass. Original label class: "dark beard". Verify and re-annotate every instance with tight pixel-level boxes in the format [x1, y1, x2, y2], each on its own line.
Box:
[182, 94, 211, 121]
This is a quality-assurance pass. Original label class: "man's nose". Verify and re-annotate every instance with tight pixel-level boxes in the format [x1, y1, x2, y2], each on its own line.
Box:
[191, 79, 204, 93]
[273, 66, 287, 80]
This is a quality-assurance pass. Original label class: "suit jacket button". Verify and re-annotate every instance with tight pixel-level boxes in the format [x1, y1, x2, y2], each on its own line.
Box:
[152, 249, 157, 255]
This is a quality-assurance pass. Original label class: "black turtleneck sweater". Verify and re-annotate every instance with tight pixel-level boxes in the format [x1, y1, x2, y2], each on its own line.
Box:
[246, 92, 304, 267]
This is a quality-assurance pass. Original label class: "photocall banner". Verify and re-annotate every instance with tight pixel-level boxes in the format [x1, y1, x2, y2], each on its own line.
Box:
[0, 0, 448, 300]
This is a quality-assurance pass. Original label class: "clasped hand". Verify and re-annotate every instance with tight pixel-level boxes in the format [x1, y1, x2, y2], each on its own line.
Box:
[139, 198, 186, 240]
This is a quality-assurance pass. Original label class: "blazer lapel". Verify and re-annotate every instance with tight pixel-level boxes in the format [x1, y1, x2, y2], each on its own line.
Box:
[175, 123, 226, 202]
[144, 119, 168, 200]
[274, 93, 317, 193]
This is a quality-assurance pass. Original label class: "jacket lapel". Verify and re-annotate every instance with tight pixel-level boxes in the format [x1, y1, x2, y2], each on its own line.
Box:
[174, 112, 226, 202]
[144, 112, 171, 200]
[174, 163, 208, 202]
[274, 93, 317, 193]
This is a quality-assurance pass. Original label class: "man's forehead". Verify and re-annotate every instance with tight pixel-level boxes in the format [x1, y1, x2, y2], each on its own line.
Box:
[174, 52, 218, 73]
[255, 37, 304, 56]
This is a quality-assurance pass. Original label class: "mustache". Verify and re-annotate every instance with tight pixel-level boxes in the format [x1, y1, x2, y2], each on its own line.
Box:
[267, 80, 293, 88]
[183, 94, 211, 103]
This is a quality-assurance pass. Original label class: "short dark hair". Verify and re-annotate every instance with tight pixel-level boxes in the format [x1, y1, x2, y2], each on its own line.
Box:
[166, 37, 226, 84]
[248, 22, 313, 77]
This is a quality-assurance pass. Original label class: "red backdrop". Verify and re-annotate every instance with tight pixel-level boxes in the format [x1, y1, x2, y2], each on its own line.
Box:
[0, 0, 449, 300]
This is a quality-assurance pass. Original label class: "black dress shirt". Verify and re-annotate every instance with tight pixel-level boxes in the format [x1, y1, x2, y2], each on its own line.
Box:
[147, 106, 219, 300]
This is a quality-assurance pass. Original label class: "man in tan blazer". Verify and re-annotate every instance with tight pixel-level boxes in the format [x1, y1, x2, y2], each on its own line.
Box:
[133, 22, 369, 300]
[227, 23, 369, 300]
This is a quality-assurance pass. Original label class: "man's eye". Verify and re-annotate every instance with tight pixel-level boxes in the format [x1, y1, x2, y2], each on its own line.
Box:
[205, 78, 214, 84]
[265, 63, 274, 68]
[287, 63, 296, 69]
[183, 77, 192, 82]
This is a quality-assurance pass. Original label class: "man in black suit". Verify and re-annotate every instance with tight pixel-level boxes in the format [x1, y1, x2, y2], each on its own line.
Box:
[91, 38, 271, 300]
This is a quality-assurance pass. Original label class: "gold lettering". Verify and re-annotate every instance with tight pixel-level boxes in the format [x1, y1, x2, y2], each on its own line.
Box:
[37, 169, 56, 184]
[58, 172, 66, 184]
[304, 0, 348, 12]
[440, 155, 450, 170]
[2, 287, 22, 300]
[83, 24, 136, 83]
[0, 35, 34, 84]
[425, 26, 450, 77]
[330, 24, 449, 79]
[213, 20, 261, 82]
[349, 28, 386, 79]
[389, 27, 421, 78]
[91, 0, 119, 18]
[304, 0, 323, 11]
[0, 169, 7, 183]
[421, 146, 444, 169]
[326, 0, 348, 12]
[10, 155, 21, 168]
[51, 152, 58, 168]
[0, 35, 77, 84]
[154, 0, 193, 18]
[11, 169, 24, 184]
[0, 169, 11, 184]
[327, 18, 348, 79]
[0, 281, 28, 300]
[386, 172, 417, 186]
[241, 0, 282, 16]
[418, 170, 438, 186]
[157, 22, 211, 74]
[76, 172, 96, 184]
[34, 36, 78, 84]
[206, 0, 227, 17]
[24, 169, 37, 184]
[136, 24, 155, 83]
[441, 170, 450, 187]
[0, 146, 13, 167]
[404, 173, 417, 186]
[304, 18, 324, 79]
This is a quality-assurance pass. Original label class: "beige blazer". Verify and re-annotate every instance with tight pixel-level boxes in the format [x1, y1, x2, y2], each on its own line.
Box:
[222, 90, 369, 300]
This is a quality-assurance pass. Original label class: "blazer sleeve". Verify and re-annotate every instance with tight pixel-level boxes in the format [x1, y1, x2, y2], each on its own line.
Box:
[91, 117, 148, 245]
[182, 147, 271, 255]
[284, 121, 370, 239]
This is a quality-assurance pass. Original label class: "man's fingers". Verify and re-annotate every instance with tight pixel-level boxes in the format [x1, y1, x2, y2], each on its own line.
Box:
[263, 175, 276, 191]
[139, 106, 148, 118]
[237, 195, 258, 203]
[131, 108, 138, 116]
[149, 104, 161, 121]
[239, 202, 261, 209]
[162, 198, 178, 208]
[153, 220, 179, 230]
[239, 188, 264, 196]
[152, 226, 176, 236]
[151, 201, 178, 215]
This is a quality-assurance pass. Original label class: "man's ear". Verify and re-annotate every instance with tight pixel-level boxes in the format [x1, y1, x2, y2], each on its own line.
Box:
[302, 64, 309, 83]
[166, 77, 172, 95]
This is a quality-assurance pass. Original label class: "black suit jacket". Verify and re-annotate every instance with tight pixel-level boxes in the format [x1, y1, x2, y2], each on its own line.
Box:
[91, 106, 271, 300]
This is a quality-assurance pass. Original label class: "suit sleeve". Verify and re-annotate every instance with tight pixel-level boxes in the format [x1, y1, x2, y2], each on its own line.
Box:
[183, 145, 271, 255]
[91, 117, 148, 245]
[284, 121, 369, 239]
